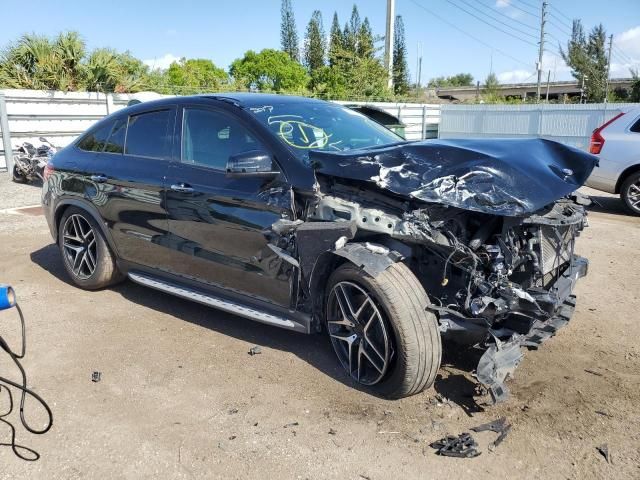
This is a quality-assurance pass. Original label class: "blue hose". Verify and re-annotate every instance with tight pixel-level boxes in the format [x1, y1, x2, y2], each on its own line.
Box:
[0, 285, 16, 311]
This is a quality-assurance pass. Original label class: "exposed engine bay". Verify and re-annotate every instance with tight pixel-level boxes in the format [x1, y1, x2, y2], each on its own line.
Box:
[267, 138, 598, 403]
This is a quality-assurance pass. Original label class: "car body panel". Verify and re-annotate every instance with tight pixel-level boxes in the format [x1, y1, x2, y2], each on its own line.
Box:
[586, 108, 640, 193]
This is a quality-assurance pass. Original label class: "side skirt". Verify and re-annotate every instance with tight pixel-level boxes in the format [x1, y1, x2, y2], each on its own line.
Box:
[128, 271, 310, 334]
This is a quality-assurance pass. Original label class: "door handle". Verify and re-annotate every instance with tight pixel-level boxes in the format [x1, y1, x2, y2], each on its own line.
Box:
[90, 174, 108, 183]
[170, 183, 194, 194]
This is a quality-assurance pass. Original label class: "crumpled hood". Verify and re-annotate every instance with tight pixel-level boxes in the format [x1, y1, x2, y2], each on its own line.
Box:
[310, 138, 598, 216]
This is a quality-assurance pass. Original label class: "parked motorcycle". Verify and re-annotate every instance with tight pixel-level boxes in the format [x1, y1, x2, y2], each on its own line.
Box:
[12, 137, 57, 184]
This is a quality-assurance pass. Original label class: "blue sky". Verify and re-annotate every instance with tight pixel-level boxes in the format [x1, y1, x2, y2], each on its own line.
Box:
[2, 0, 639, 85]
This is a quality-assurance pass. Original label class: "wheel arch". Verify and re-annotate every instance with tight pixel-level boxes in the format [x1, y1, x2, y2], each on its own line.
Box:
[615, 163, 640, 193]
[307, 242, 405, 330]
[53, 199, 119, 256]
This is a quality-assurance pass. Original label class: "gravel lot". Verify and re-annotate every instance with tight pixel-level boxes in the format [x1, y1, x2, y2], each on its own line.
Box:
[0, 176, 638, 479]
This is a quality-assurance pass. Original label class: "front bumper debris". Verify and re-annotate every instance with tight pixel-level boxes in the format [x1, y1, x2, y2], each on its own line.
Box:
[476, 255, 588, 404]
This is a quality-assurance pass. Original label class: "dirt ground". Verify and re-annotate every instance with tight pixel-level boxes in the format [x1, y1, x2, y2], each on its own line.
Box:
[0, 179, 638, 479]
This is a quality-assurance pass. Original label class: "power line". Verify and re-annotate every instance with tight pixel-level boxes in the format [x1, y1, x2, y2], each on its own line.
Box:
[474, 0, 539, 31]
[456, 0, 539, 35]
[613, 46, 634, 64]
[517, 0, 540, 10]
[547, 3, 574, 24]
[548, 11, 573, 32]
[409, 0, 534, 68]
[442, 0, 538, 47]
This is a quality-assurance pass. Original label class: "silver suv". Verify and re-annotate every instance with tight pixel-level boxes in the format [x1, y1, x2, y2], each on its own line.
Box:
[586, 107, 640, 215]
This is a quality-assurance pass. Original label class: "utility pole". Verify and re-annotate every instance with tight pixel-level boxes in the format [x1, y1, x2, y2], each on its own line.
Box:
[536, 1, 547, 103]
[418, 56, 423, 90]
[604, 34, 613, 104]
[385, 0, 395, 90]
[545, 70, 551, 102]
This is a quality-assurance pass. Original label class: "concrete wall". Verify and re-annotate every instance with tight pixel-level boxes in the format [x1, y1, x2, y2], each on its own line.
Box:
[0, 89, 442, 171]
[438, 103, 638, 150]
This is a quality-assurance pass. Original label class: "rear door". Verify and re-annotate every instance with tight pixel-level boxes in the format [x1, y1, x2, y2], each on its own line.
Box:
[82, 106, 177, 271]
[164, 104, 294, 307]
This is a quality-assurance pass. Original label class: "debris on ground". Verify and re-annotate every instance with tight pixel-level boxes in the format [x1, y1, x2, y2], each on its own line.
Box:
[430, 433, 481, 458]
[328, 428, 337, 435]
[248, 346, 262, 356]
[584, 369, 603, 377]
[283, 422, 299, 428]
[471, 417, 512, 450]
[91, 371, 101, 382]
[596, 444, 610, 463]
[228, 408, 239, 415]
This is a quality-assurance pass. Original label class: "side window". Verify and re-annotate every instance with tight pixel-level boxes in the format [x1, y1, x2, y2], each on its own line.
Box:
[103, 118, 127, 153]
[182, 108, 263, 170]
[125, 109, 172, 159]
[77, 121, 115, 152]
[631, 118, 640, 133]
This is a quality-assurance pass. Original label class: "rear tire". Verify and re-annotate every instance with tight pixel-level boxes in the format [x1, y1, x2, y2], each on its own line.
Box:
[58, 207, 124, 290]
[12, 165, 28, 183]
[325, 262, 442, 399]
[620, 171, 640, 216]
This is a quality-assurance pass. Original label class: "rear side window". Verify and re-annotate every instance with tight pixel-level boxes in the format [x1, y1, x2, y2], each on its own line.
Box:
[125, 110, 172, 159]
[631, 118, 640, 133]
[103, 118, 126, 153]
[77, 121, 115, 152]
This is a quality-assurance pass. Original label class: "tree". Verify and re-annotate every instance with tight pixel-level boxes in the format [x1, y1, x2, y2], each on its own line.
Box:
[427, 73, 474, 88]
[630, 69, 640, 102]
[482, 72, 501, 102]
[561, 20, 609, 102]
[280, 0, 299, 62]
[230, 49, 308, 93]
[343, 5, 361, 55]
[328, 12, 343, 66]
[392, 15, 410, 95]
[165, 58, 228, 93]
[304, 10, 326, 73]
[357, 17, 374, 59]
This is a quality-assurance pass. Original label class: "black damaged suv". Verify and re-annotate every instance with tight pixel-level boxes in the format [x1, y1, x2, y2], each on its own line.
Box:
[43, 94, 598, 401]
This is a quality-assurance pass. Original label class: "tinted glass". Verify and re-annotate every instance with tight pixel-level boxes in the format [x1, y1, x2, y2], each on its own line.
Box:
[77, 121, 115, 152]
[631, 118, 640, 133]
[246, 102, 402, 164]
[125, 110, 172, 159]
[182, 108, 263, 170]
[103, 118, 126, 153]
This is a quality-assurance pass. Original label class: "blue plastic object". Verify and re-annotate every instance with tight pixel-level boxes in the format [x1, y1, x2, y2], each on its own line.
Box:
[0, 284, 16, 310]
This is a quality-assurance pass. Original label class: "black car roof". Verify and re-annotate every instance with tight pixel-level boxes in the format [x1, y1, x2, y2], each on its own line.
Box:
[121, 93, 330, 115]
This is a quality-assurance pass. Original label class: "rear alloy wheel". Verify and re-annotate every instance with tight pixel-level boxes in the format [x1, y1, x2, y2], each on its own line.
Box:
[621, 171, 640, 216]
[58, 207, 123, 289]
[326, 262, 442, 399]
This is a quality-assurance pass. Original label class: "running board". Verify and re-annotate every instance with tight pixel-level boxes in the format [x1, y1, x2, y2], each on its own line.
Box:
[128, 272, 307, 333]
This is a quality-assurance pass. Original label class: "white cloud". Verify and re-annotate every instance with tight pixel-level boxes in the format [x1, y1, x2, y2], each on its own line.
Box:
[165, 28, 177, 37]
[143, 53, 181, 71]
[613, 26, 640, 74]
[497, 69, 533, 83]
[495, 0, 510, 8]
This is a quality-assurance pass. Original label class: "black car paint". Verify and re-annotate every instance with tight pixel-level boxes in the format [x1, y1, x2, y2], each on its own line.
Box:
[310, 139, 598, 216]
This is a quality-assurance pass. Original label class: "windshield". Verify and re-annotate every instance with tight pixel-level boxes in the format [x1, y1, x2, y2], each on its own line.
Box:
[246, 101, 403, 163]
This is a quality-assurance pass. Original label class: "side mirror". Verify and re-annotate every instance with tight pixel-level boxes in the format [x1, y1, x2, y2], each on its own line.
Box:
[226, 150, 279, 177]
[39, 137, 48, 143]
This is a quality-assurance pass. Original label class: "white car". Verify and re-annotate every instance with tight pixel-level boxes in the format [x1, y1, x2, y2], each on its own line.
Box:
[586, 107, 640, 215]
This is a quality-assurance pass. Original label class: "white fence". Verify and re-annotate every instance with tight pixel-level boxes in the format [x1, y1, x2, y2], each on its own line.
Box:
[438, 103, 638, 150]
[0, 89, 441, 171]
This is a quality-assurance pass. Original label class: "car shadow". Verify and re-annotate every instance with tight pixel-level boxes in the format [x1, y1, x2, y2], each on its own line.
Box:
[30, 243, 485, 409]
[586, 195, 630, 217]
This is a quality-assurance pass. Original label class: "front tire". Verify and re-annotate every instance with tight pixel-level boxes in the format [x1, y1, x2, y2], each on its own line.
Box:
[620, 171, 640, 216]
[58, 207, 124, 290]
[12, 164, 28, 183]
[325, 262, 442, 399]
